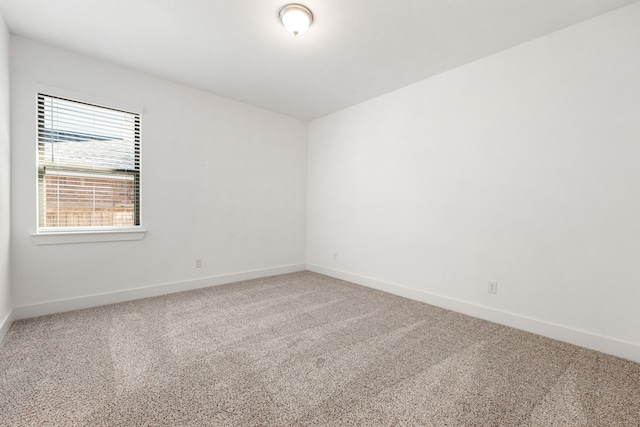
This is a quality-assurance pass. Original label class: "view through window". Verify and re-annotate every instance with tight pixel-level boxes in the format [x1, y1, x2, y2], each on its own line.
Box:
[37, 94, 141, 230]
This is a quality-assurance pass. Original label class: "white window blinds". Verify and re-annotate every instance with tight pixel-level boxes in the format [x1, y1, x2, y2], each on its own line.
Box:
[37, 94, 141, 230]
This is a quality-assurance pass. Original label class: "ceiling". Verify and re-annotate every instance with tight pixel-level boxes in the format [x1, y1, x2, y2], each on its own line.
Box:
[0, 0, 637, 121]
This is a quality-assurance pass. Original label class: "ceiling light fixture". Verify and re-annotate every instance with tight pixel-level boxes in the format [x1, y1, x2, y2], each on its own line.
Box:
[279, 4, 313, 37]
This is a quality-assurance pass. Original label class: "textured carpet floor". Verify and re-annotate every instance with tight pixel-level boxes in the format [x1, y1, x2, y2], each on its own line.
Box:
[0, 271, 639, 426]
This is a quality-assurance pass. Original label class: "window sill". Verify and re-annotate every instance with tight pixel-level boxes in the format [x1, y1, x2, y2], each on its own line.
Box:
[31, 229, 147, 245]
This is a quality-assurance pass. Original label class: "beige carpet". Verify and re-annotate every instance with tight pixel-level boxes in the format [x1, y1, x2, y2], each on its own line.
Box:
[0, 271, 638, 426]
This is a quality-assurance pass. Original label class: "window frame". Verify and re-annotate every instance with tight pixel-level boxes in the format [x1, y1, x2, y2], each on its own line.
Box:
[32, 86, 146, 245]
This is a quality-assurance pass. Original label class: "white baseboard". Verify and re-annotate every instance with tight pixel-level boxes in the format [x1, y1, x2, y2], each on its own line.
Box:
[13, 263, 306, 321]
[0, 308, 13, 344]
[306, 263, 640, 364]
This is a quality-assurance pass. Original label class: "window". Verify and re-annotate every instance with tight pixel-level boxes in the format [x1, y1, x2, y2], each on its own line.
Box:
[37, 93, 141, 232]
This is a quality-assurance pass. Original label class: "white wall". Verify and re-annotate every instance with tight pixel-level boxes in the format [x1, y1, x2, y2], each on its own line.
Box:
[0, 10, 12, 340]
[10, 37, 307, 315]
[308, 3, 640, 362]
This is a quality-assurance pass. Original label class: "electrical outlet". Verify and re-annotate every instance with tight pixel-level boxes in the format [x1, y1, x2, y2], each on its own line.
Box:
[332, 252, 338, 261]
[488, 281, 498, 294]
[195, 258, 202, 268]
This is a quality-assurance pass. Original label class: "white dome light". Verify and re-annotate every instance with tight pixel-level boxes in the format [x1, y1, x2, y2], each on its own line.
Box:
[279, 4, 313, 37]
